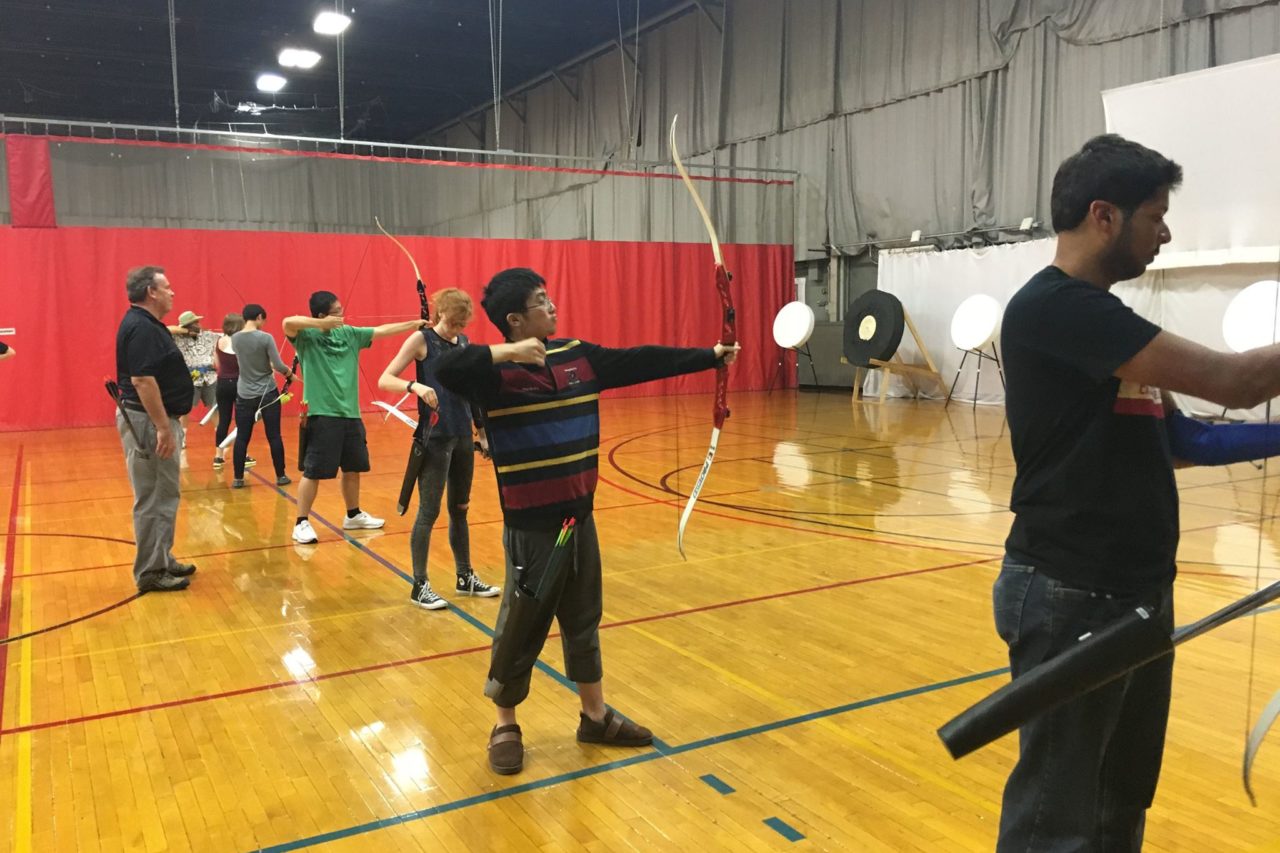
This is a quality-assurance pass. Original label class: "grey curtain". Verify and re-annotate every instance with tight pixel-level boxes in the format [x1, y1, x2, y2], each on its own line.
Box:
[17, 0, 1280, 254]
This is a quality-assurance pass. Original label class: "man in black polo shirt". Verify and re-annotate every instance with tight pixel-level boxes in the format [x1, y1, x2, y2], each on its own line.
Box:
[997, 135, 1280, 850]
[115, 265, 197, 593]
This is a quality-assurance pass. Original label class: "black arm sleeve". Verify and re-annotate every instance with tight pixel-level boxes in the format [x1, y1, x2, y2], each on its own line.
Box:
[583, 343, 720, 391]
[435, 344, 500, 403]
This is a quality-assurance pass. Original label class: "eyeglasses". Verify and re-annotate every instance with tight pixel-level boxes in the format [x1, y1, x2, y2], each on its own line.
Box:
[523, 295, 554, 312]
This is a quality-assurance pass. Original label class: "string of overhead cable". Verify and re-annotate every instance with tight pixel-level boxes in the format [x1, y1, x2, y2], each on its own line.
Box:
[488, 0, 504, 149]
[615, 0, 642, 158]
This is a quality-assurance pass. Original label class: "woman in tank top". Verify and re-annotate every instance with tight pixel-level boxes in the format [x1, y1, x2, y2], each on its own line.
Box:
[213, 313, 243, 468]
[377, 288, 501, 610]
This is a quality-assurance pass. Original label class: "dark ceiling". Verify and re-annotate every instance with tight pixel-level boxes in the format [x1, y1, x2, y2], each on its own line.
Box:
[0, 0, 693, 143]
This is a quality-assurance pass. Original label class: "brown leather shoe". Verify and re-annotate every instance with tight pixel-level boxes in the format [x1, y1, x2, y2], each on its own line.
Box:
[488, 724, 523, 774]
[576, 709, 653, 746]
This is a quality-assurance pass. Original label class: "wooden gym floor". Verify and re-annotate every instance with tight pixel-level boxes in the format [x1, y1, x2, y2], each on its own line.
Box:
[0, 391, 1277, 852]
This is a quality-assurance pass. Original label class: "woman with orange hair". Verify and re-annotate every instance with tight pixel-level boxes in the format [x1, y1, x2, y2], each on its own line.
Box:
[378, 288, 500, 610]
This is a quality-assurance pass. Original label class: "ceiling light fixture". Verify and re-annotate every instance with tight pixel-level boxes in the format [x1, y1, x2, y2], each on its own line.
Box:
[279, 48, 322, 69]
[313, 11, 351, 35]
[256, 73, 287, 93]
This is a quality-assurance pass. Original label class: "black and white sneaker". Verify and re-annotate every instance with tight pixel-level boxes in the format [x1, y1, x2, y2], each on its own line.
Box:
[456, 571, 501, 597]
[410, 581, 448, 610]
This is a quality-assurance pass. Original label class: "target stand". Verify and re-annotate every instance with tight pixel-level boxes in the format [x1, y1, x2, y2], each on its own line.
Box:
[770, 301, 820, 391]
[945, 294, 1006, 409]
[842, 291, 945, 403]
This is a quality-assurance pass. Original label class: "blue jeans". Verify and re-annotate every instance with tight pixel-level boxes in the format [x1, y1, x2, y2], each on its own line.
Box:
[993, 558, 1174, 853]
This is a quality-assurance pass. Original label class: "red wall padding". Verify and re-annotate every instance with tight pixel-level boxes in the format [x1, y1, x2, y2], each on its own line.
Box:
[4, 137, 57, 228]
[0, 226, 795, 431]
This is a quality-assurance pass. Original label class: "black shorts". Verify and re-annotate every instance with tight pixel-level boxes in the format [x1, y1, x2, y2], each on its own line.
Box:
[302, 416, 370, 479]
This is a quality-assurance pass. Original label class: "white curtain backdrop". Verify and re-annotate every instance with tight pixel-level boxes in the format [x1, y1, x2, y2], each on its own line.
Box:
[875, 238, 1280, 418]
[1103, 54, 1280, 269]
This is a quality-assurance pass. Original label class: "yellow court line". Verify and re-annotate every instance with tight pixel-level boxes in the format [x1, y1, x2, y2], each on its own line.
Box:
[496, 447, 599, 474]
[15, 465, 33, 853]
[29, 602, 407, 666]
[625, 622, 999, 816]
[486, 393, 599, 419]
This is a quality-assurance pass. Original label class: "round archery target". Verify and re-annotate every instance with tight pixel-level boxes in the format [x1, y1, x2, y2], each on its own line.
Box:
[843, 290, 905, 368]
[950, 294, 1002, 351]
[772, 301, 816, 349]
[1223, 280, 1280, 353]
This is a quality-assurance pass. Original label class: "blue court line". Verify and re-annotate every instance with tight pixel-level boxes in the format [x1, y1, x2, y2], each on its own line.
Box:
[763, 817, 805, 842]
[700, 773, 735, 795]
[252, 472, 673, 753]
[250, 480, 1280, 851]
[250, 666, 1009, 852]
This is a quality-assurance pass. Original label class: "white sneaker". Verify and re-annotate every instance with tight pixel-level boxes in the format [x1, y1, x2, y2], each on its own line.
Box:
[292, 519, 319, 544]
[342, 511, 385, 530]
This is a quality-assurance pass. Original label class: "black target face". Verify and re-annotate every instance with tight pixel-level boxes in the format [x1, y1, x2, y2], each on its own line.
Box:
[843, 290, 906, 368]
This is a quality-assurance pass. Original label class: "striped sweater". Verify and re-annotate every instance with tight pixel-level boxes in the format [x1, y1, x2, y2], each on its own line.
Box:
[436, 338, 718, 530]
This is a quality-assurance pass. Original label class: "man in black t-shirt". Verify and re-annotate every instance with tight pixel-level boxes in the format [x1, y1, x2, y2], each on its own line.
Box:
[997, 135, 1280, 851]
[115, 266, 197, 593]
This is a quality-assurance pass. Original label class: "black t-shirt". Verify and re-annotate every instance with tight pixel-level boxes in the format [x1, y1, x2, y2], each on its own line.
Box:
[116, 305, 194, 416]
[1002, 266, 1176, 592]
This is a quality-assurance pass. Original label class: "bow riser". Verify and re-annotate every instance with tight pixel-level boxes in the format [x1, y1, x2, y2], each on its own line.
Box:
[713, 264, 735, 430]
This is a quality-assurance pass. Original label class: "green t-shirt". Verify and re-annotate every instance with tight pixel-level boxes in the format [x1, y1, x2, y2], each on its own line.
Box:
[291, 325, 374, 418]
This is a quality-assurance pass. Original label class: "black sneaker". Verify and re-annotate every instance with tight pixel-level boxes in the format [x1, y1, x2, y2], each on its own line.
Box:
[138, 573, 190, 593]
[456, 571, 501, 597]
[410, 580, 448, 610]
[276, 475, 292, 486]
[167, 562, 197, 577]
[245, 456, 258, 469]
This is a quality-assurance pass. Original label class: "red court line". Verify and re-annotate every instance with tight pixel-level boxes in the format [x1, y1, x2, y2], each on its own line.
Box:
[597, 470, 996, 559]
[0, 556, 988, 736]
[599, 556, 998, 630]
[2, 641, 492, 736]
[0, 445, 25, 737]
[10, 491, 752, 580]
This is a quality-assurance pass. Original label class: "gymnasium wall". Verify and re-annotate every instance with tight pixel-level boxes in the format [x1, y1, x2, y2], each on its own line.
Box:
[0, 224, 791, 431]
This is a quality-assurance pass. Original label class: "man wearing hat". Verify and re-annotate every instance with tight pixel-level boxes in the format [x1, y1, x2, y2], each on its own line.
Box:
[170, 309, 221, 447]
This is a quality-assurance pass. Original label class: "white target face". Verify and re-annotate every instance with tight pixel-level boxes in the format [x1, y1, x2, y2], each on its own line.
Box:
[950, 294, 1002, 351]
[858, 315, 878, 341]
[1223, 280, 1280, 353]
[772, 301, 816, 349]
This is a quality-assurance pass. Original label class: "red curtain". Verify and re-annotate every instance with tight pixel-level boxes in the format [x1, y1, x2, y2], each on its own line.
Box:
[4, 137, 57, 228]
[0, 226, 794, 430]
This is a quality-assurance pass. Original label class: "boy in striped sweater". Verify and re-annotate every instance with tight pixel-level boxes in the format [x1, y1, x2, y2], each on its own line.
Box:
[437, 267, 739, 775]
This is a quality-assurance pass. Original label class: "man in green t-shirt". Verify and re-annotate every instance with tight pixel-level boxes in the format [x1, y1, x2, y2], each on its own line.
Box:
[283, 290, 427, 544]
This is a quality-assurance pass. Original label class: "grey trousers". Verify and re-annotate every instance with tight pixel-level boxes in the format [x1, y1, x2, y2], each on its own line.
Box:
[116, 410, 184, 587]
[484, 513, 604, 707]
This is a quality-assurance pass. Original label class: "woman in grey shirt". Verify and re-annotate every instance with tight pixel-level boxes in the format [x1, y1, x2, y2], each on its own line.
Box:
[229, 303, 297, 488]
